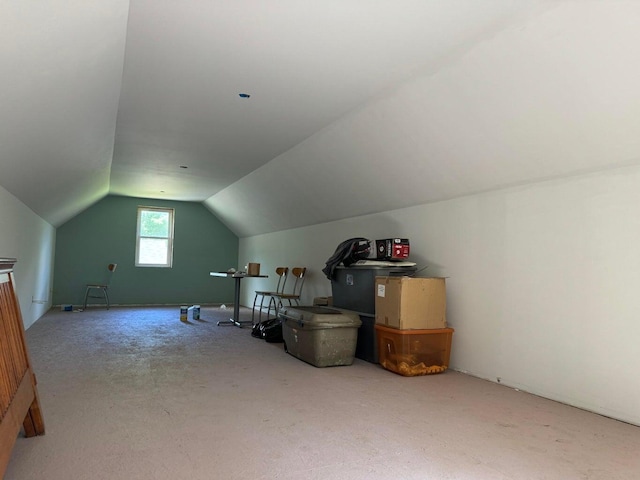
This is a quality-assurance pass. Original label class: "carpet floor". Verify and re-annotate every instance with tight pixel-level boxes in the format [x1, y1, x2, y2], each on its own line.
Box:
[5, 306, 640, 479]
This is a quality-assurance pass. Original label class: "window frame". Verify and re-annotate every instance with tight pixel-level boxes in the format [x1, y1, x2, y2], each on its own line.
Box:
[135, 206, 175, 268]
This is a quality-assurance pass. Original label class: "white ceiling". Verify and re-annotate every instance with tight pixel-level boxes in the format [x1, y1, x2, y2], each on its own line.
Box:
[2, 1, 640, 236]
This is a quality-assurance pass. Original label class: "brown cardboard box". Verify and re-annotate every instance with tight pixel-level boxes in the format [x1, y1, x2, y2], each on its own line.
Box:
[375, 277, 447, 329]
[247, 263, 261, 276]
[313, 296, 333, 306]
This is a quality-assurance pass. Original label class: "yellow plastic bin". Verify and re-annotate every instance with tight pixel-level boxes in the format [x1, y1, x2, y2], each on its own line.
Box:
[375, 324, 454, 376]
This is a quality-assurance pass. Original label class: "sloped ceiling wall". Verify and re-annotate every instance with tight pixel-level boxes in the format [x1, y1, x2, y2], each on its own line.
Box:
[0, 1, 129, 226]
[206, 2, 640, 236]
[2, 1, 640, 235]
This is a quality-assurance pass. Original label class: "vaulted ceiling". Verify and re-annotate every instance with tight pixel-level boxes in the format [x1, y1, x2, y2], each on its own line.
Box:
[2, 1, 639, 236]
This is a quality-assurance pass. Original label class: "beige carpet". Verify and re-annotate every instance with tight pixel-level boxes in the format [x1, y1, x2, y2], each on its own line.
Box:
[6, 306, 640, 479]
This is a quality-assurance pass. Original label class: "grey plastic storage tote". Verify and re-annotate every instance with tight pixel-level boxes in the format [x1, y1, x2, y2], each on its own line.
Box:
[279, 306, 362, 367]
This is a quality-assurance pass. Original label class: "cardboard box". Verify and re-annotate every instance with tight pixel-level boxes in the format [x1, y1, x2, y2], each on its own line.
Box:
[313, 296, 333, 306]
[247, 263, 261, 276]
[375, 277, 447, 329]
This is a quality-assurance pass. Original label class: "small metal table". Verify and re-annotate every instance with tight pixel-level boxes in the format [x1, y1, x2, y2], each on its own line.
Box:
[209, 272, 268, 327]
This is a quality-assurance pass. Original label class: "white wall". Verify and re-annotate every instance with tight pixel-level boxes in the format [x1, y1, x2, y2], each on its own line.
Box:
[240, 164, 640, 426]
[208, 2, 640, 239]
[0, 185, 55, 329]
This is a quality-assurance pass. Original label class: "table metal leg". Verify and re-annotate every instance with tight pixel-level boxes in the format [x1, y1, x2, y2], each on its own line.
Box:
[217, 277, 253, 328]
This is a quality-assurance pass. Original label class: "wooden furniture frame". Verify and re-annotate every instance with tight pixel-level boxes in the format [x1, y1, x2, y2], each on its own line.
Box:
[0, 258, 45, 477]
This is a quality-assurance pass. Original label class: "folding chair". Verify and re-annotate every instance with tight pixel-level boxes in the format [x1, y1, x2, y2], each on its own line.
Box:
[83, 263, 117, 309]
[270, 267, 307, 311]
[251, 267, 288, 324]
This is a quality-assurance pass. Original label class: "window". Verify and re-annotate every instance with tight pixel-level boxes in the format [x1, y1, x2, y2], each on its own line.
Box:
[135, 206, 175, 267]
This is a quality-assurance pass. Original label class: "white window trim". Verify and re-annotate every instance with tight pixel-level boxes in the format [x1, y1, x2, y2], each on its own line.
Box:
[135, 206, 175, 268]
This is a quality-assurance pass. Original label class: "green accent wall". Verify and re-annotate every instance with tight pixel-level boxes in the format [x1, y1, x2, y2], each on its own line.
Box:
[53, 196, 238, 306]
